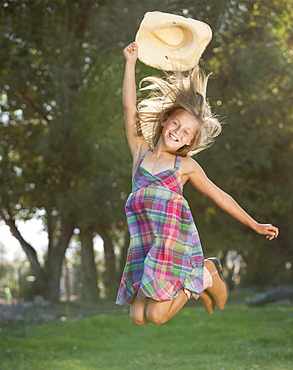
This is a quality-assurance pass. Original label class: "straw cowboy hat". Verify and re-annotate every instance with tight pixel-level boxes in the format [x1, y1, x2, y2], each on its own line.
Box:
[135, 11, 212, 71]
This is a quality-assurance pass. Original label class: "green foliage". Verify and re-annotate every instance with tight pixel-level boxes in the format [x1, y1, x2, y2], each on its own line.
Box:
[1, 305, 292, 369]
[185, 0, 293, 286]
[0, 0, 292, 299]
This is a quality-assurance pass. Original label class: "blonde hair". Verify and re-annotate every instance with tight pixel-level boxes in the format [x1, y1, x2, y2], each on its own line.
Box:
[137, 67, 222, 157]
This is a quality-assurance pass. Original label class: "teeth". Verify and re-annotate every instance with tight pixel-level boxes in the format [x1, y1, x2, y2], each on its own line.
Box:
[170, 133, 178, 141]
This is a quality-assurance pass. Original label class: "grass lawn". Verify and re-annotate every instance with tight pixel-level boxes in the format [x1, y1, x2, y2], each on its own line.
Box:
[0, 303, 292, 370]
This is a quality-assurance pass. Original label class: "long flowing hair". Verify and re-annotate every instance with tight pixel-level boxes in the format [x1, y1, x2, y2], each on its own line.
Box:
[137, 67, 222, 157]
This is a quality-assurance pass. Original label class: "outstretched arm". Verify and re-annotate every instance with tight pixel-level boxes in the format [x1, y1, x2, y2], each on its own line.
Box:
[123, 42, 148, 156]
[185, 158, 279, 240]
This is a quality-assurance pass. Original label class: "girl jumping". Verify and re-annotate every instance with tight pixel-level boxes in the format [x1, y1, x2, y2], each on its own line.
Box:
[116, 42, 279, 326]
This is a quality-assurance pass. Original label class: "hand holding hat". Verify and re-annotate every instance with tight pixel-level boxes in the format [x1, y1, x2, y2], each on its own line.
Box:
[135, 11, 212, 71]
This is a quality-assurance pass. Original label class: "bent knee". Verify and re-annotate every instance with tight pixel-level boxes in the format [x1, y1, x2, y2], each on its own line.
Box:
[131, 317, 149, 326]
[146, 311, 168, 325]
[130, 312, 149, 326]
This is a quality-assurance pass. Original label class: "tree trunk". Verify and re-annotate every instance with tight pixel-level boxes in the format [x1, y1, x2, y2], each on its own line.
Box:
[80, 229, 100, 302]
[45, 219, 74, 302]
[1, 213, 45, 296]
[245, 286, 293, 306]
[99, 228, 117, 300]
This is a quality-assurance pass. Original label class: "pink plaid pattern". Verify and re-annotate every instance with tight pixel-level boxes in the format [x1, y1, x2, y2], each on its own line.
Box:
[116, 150, 204, 305]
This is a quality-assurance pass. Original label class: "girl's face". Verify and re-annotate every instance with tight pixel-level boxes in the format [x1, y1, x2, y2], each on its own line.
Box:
[161, 111, 198, 151]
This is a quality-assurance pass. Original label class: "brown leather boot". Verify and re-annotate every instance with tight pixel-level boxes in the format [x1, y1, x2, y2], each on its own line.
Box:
[204, 258, 229, 310]
[199, 291, 215, 313]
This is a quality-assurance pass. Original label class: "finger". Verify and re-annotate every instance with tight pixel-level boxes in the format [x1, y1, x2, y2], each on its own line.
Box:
[267, 225, 279, 237]
[271, 228, 279, 238]
[268, 231, 278, 240]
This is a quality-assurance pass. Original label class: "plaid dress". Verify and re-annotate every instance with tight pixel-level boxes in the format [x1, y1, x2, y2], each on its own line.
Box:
[116, 149, 204, 305]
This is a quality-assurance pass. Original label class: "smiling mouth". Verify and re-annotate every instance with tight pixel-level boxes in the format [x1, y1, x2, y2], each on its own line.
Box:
[169, 133, 179, 142]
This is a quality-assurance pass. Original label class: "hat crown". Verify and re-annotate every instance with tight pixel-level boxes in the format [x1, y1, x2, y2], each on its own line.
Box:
[150, 26, 189, 49]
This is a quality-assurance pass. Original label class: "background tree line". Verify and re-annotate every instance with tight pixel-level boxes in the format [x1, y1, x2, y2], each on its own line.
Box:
[0, 0, 292, 303]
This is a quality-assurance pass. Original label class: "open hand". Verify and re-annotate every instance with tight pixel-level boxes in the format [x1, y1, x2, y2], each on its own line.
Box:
[255, 223, 279, 240]
[123, 42, 138, 62]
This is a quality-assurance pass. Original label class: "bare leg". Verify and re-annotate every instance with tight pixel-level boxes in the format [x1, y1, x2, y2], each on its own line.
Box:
[145, 289, 188, 325]
[130, 295, 150, 326]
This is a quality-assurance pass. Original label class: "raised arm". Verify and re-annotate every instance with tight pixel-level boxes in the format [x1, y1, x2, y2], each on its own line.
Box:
[183, 158, 279, 240]
[123, 42, 148, 156]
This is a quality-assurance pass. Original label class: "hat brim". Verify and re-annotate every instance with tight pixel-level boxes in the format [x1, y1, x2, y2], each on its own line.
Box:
[135, 11, 212, 71]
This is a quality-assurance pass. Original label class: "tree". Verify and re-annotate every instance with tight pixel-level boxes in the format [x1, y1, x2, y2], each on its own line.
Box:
[186, 0, 293, 286]
[0, 0, 165, 301]
[0, 0, 119, 301]
[0, 0, 292, 304]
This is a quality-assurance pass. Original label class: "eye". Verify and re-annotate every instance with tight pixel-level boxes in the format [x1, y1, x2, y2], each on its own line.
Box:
[184, 130, 189, 135]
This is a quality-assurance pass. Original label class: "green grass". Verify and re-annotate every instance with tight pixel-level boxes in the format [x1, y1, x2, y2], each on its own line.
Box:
[0, 305, 292, 370]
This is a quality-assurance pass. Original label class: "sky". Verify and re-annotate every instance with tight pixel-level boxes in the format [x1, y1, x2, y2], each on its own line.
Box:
[0, 219, 104, 263]
[0, 219, 48, 262]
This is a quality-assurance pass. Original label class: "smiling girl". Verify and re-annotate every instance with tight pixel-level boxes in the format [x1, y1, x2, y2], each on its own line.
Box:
[116, 42, 279, 325]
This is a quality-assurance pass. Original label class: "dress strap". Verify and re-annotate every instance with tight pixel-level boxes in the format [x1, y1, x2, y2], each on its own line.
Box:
[175, 156, 182, 170]
[137, 149, 151, 168]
